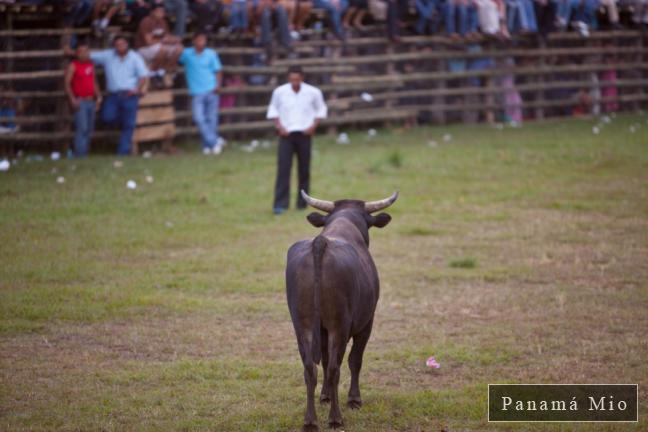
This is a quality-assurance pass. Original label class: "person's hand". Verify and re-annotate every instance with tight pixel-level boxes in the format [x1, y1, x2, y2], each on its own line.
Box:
[69, 97, 79, 110]
[305, 125, 316, 136]
[278, 125, 289, 136]
[214, 86, 221, 95]
[95, 97, 103, 111]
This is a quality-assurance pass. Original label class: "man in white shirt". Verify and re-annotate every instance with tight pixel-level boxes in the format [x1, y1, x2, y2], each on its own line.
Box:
[266, 66, 328, 215]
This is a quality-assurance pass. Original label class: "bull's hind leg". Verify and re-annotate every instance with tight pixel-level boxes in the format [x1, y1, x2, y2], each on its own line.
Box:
[298, 331, 319, 432]
[319, 327, 330, 404]
[347, 319, 373, 409]
[326, 332, 348, 429]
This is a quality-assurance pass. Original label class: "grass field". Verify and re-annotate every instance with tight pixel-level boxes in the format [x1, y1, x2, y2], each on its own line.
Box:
[1, 114, 647, 431]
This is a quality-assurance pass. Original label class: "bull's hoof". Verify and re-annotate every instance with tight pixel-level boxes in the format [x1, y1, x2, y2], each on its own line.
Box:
[301, 424, 319, 432]
[347, 397, 362, 409]
[328, 419, 343, 429]
[320, 393, 331, 404]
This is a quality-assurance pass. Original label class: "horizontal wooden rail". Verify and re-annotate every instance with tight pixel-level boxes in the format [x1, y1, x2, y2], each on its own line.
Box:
[6, 78, 647, 125]
[272, 46, 648, 67]
[1, 93, 644, 142]
[4, 45, 645, 63]
[332, 62, 648, 85]
[2, 59, 646, 85]
[2, 68, 646, 102]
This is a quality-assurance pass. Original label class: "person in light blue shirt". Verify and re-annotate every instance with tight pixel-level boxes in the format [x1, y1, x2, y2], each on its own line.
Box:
[91, 35, 149, 155]
[179, 32, 223, 155]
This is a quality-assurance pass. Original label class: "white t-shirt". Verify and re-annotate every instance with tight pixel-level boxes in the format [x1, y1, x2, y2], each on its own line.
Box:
[266, 82, 328, 133]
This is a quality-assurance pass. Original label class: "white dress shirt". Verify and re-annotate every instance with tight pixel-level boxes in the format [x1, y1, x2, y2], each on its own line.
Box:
[266, 82, 328, 133]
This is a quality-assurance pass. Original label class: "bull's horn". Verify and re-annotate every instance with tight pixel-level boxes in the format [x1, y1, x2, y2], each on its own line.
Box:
[365, 191, 399, 213]
[301, 190, 335, 213]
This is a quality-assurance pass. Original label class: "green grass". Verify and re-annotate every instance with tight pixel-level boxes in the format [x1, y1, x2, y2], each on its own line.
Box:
[1, 114, 647, 431]
[449, 257, 477, 269]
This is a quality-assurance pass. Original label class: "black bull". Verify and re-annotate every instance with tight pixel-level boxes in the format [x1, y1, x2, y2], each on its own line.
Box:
[286, 190, 398, 431]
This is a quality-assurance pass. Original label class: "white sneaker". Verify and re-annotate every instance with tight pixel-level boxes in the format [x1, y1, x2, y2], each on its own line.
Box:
[216, 136, 227, 148]
[212, 145, 222, 155]
[202, 147, 212, 155]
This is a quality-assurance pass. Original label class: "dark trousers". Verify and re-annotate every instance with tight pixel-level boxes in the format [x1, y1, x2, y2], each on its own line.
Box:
[102, 92, 139, 155]
[274, 132, 311, 210]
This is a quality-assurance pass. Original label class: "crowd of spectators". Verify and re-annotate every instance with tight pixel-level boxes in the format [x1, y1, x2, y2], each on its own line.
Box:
[3, 0, 640, 155]
[60, 0, 648, 47]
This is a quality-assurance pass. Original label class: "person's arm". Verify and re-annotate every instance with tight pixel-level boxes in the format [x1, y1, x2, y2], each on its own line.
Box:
[137, 76, 149, 95]
[305, 88, 328, 135]
[64, 62, 79, 110]
[89, 50, 108, 66]
[267, 89, 287, 136]
[93, 70, 103, 109]
[213, 52, 223, 93]
[215, 71, 223, 93]
[133, 52, 150, 95]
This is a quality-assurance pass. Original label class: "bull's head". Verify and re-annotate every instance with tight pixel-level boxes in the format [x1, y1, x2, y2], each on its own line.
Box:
[301, 190, 398, 244]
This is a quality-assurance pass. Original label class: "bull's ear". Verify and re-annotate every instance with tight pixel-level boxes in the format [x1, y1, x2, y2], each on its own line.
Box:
[371, 212, 392, 228]
[307, 212, 327, 227]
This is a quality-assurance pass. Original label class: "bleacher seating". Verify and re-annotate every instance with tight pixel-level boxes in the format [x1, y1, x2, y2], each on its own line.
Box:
[0, 2, 646, 154]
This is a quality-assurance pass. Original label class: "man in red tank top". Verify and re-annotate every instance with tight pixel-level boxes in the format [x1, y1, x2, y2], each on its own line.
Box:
[64, 41, 102, 157]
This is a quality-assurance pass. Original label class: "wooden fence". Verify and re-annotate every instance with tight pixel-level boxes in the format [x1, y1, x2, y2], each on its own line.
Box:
[0, 4, 646, 153]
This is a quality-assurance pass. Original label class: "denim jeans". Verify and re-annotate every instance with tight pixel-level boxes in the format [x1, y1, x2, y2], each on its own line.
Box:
[192, 91, 220, 150]
[506, 0, 538, 32]
[444, 1, 478, 35]
[556, 0, 599, 26]
[313, 0, 348, 37]
[415, 0, 442, 33]
[73, 99, 96, 157]
[260, 4, 292, 48]
[229, 2, 248, 29]
[0, 108, 16, 129]
[64, 0, 92, 26]
[102, 92, 139, 155]
[164, 0, 189, 36]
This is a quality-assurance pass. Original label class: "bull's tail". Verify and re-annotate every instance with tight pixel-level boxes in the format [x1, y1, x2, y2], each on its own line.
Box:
[311, 235, 327, 364]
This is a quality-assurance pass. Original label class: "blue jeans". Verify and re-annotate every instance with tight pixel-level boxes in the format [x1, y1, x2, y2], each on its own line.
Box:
[229, 2, 248, 29]
[164, 0, 188, 36]
[102, 92, 139, 155]
[415, 0, 442, 33]
[0, 107, 16, 129]
[65, 0, 92, 26]
[556, 0, 598, 26]
[313, 0, 348, 38]
[506, 0, 538, 32]
[444, 2, 477, 35]
[73, 99, 96, 157]
[260, 5, 292, 48]
[192, 91, 220, 150]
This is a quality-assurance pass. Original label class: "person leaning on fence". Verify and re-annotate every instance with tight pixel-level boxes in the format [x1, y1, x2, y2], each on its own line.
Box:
[91, 35, 149, 156]
[266, 65, 327, 215]
[64, 40, 102, 158]
[179, 32, 224, 155]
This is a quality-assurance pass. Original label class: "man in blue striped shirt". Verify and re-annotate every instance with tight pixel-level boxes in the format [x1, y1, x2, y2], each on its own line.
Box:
[91, 35, 149, 155]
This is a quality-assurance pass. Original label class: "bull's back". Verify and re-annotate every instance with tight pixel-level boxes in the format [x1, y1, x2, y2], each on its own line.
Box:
[286, 237, 378, 335]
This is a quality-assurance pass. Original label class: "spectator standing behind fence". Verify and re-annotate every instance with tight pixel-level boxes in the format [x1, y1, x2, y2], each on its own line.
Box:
[179, 32, 224, 155]
[266, 66, 327, 215]
[91, 35, 149, 155]
[65, 41, 102, 157]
